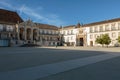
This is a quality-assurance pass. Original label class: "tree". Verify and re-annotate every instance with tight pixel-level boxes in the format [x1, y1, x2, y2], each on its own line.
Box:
[117, 36, 120, 43]
[102, 34, 111, 47]
[95, 36, 104, 47]
[95, 34, 111, 47]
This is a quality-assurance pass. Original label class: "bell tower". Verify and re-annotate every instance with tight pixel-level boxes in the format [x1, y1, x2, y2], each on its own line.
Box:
[77, 22, 81, 28]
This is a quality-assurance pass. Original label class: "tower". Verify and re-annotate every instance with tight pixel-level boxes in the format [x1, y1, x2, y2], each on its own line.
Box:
[77, 22, 81, 28]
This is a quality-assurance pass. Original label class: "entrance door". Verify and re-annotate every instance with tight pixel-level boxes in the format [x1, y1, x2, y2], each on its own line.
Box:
[80, 38, 84, 46]
[90, 41, 93, 46]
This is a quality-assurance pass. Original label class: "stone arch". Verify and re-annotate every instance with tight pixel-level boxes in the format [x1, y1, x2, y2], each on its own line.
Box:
[19, 28, 24, 40]
[26, 28, 31, 40]
[33, 29, 38, 40]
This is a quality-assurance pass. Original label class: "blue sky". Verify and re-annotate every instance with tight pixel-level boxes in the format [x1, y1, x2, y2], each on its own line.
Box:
[0, 0, 120, 26]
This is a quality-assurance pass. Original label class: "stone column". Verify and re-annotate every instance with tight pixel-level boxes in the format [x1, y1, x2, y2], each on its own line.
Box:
[41, 36, 42, 45]
[16, 24, 20, 41]
[31, 28, 33, 42]
[37, 30, 39, 41]
[17, 29, 20, 40]
[24, 28, 26, 41]
[84, 33, 87, 47]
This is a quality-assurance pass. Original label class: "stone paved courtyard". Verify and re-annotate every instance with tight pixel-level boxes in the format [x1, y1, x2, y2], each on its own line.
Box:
[0, 47, 120, 80]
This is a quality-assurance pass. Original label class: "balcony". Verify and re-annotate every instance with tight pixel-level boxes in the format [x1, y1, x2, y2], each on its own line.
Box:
[0, 28, 16, 32]
[63, 33, 75, 35]
[39, 33, 59, 36]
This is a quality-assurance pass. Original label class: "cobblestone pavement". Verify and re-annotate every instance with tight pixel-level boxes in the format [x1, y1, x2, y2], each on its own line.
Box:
[0, 47, 120, 80]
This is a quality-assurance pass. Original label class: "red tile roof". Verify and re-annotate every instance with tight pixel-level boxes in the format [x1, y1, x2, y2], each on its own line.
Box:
[63, 25, 76, 29]
[35, 23, 58, 30]
[0, 9, 23, 24]
[83, 18, 120, 27]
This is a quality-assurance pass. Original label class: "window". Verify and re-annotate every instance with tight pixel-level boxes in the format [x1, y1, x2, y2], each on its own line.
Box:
[94, 26, 98, 32]
[52, 31, 55, 34]
[1, 34, 8, 39]
[90, 27, 93, 33]
[42, 30, 44, 34]
[105, 25, 109, 31]
[90, 35, 93, 39]
[99, 26, 103, 32]
[112, 32, 116, 38]
[67, 31, 70, 35]
[46, 30, 48, 34]
[56, 31, 58, 34]
[67, 37, 69, 42]
[0, 24, 3, 31]
[48, 30, 51, 34]
[51, 30, 53, 34]
[71, 30, 73, 34]
[44, 30, 47, 34]
[47, 37, 49, 41]
[118, 23, 120, 30]
[39, 29, 42, 34]
[6, 25, 13, 31]
[111, 23, 116, 30]
[118, 32, 120, 36]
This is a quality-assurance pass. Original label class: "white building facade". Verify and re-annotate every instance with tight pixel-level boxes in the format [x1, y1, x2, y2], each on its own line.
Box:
[60, 19, 120, 47]
[60, 25, 78, 46]
[38, 23, 60, 46]
[84, 18, 120, 47]
[1, 9, 120, 47]
[17, 20, 61, 46]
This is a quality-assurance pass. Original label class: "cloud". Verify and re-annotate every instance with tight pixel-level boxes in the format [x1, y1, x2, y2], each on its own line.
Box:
[19, 5, 64, 26]
[0, 1, 15, 10]
[0, 1, 65, 26]
[19, 5, 46, 20]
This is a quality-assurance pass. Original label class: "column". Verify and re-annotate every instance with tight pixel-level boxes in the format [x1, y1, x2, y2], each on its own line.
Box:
[16, 24, 19, 41]
[24, 28, 26, 41]
[31, 28, 33, 42]
[37, 30, 39, 41]
[41, 36, 43, 45]
[17, 28, 20, 40]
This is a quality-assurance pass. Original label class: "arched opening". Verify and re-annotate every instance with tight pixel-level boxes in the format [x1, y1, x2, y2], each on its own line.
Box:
[33, 29, 38, 41]
[79, 38, 84, 46]
[26, 28, 31, 40]
[19, 28, 24, 40]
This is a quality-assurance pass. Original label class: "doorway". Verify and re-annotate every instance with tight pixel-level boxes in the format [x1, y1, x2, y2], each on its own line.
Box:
[80, 38, 84, 46]
[90, 41, 93, 46]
